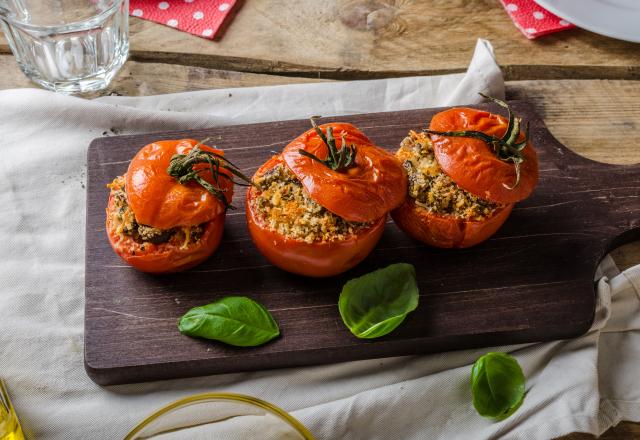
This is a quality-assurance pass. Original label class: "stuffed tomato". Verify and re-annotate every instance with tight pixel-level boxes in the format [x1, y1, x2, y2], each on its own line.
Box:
[246, 120, 406, 277]
[391, 97, 539, 248]
[106, 139, 247, 273]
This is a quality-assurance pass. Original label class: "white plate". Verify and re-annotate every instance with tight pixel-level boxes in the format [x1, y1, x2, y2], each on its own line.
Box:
[534, 0, 640, 43]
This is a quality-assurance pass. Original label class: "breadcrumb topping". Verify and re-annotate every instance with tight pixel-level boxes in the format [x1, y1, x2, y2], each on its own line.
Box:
[107, 176, 203, 248]
[398, 131, 502, 220]
[251, 164, 370, 243]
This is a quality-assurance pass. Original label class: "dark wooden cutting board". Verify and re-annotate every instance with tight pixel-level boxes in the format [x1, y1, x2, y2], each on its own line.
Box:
[84, 101, 640, 385]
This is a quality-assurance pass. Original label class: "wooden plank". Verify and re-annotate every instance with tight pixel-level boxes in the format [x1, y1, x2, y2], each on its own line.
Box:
[2, 1, 640, 80]
[505, 79, 640, 276]
[505, 79, 640, 165]
[85, 101, 640, 385]
[0, 55, 326, 96]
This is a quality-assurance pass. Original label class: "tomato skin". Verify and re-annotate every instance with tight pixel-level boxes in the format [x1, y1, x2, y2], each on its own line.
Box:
[429, 108, 538, 204]
[106, 192, 226, 273]
[245, 121, 406, 277]
[107, 138, 233, 273]
[282, 123, 406, 222]
[392, 106, 537, 248]
[391, 200, 514, 249]
[245, 185, 386, 277]
[126, 139, 233, 230]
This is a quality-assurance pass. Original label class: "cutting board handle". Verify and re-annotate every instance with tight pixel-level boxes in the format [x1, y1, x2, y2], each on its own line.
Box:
[524, 109, 640, 264]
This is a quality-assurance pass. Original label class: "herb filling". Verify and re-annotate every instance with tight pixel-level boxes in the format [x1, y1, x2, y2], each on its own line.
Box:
[398, 131, 502, 220]
[251, 163, 370, 243]
[108, 176, 204, 247]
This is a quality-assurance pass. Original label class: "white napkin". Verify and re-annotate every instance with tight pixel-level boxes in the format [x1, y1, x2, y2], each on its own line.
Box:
[0, 39, 638, 440]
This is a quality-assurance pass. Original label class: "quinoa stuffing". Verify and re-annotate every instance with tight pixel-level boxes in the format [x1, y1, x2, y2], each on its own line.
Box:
[398, 131, 502, 220]
[107, 176, 204, 248]
[251, 163, 371, 243]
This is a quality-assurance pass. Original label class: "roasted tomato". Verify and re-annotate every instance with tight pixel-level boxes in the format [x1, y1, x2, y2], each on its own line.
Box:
[246, 122, 406, 277]
[281, 122, 406, 222]
[392, 98, 539, 248]
[106, 139, 238, 273]
[428, 107, 538, 204]
[392, 195, 514, 249]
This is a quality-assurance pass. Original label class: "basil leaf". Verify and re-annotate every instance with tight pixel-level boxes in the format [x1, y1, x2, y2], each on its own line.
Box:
[338, 263, 419, 339]
[178, 296, 280, 347]
[471, 352, 525, 419]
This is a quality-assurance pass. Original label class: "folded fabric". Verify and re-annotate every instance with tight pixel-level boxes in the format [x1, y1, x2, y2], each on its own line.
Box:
[500, 0, 574, 39]
[1, 39, 638, 440]
[130, 0, 237, 40]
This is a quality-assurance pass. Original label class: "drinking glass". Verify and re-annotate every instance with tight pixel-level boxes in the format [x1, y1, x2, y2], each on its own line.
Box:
[0, 0, 129, 93]
[125, 393, 315, 440]
[0, 379, 24, 440]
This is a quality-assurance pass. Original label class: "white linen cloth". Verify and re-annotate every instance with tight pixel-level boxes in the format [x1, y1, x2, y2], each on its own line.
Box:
[0, 39, 638, 439]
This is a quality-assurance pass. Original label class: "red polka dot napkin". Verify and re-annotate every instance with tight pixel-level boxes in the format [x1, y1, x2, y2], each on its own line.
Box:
[500, 0, 574, 39]
[130, 0, 237, 40]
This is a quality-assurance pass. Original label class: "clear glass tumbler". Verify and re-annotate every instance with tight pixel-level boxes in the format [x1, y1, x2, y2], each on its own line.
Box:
[0, 0, 129, 93]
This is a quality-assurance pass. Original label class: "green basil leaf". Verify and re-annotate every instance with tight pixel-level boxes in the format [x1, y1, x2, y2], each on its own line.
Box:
[338, 263, 419, 339]
[178, 296, 280, 347]
[471, 352, 525, 419]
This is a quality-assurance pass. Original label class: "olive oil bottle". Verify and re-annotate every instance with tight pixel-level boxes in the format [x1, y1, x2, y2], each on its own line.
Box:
[0, 380, 24, 440]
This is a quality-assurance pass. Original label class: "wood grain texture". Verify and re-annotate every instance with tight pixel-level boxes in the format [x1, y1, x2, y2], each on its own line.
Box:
[85, 101, 640, 385]
[506, 80, 640, 165]
[2, 1, 640, 80]
[0, 55, 327, 96]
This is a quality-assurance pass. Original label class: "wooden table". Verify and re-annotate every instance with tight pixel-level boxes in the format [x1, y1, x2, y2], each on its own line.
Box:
[1, 1, 638, 438]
